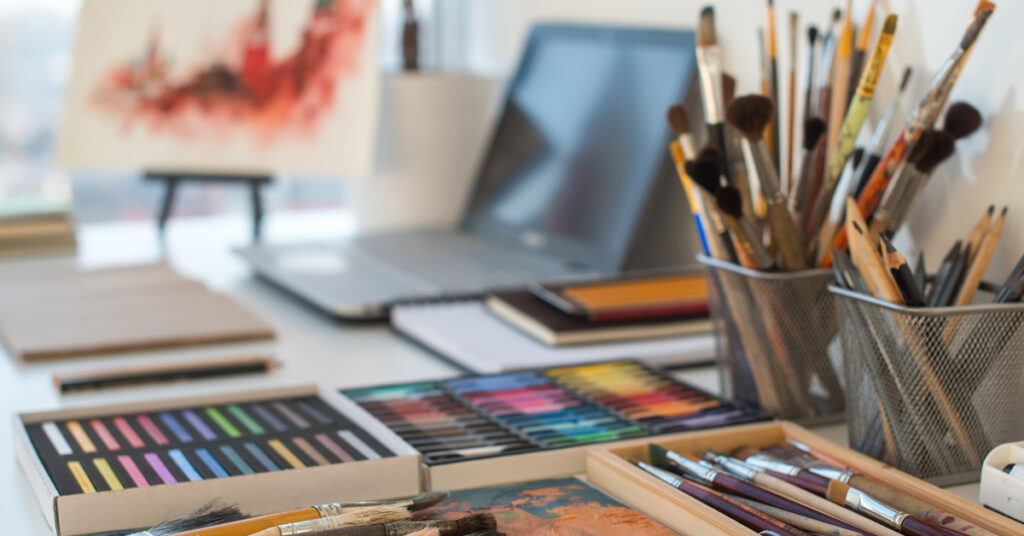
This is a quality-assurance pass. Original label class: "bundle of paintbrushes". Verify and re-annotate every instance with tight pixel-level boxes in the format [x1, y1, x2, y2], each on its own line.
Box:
[669, 2, 996, 273]
[88, 491, 500, 536]
[631, 440, 996, 536]
[830, 206, 1024, 480]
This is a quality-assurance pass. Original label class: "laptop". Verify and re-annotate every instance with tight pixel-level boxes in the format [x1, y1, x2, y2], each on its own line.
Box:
[238, 24, 699, 319]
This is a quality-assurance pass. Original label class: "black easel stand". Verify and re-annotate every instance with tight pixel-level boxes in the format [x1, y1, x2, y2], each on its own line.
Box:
[144, 171, 272, 241]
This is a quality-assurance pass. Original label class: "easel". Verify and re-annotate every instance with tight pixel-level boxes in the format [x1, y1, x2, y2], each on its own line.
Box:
[144, 171, 272, 241]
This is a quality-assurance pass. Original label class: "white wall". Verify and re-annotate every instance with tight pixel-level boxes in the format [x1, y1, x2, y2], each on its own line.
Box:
[454, 0, 1024, 284]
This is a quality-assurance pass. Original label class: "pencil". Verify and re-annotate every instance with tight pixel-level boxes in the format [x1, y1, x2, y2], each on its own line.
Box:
[953, 206, 1007, 306]
[879, 234, 926, 306]
[54, 356, 277, 393]
[965, 205, 994, 266]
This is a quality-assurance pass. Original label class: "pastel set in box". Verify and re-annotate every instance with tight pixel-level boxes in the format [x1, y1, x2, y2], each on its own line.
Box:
[13, 385, 420, 536]
[585, 421, 1023, 536]
[342, 359, 763, 490]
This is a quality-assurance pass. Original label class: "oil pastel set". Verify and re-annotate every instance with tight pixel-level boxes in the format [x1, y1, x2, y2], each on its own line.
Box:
[343, 360, 762, 467]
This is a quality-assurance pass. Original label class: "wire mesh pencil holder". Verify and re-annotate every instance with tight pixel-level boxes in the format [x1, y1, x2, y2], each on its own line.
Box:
[831, 285, 1024, 485]
[698, 254, 844, 423]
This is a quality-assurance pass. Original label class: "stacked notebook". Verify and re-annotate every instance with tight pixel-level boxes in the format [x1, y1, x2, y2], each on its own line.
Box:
[391, 273, 714, 373]
[0, 193, 76, 257]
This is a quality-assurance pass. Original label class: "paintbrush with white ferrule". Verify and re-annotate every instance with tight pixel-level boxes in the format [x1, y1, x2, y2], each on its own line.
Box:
[765, 0, 781, 174]
[853, 66, 913, 198]
[784, 11, 798, 194]
[806, 15, 898, 246]
[696, 6, 729, 156]
[727, 95, 807, 271]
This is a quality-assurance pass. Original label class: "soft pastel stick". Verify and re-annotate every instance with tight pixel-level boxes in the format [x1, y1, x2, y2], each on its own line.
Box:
[117, 455, 149, 487]
[296, 400, 332, 425]
[292, 437, 329, 466]
[159, 412, 193, 443]
[205, 407, 241, 438]
[227, 404, 264, 435]
[135, 415, 169, 445]
[272, 402, 310, 429]
[244, 442, 280, 471]
[182, 409, 217, 441]
[66, 421, 97, 453]
[168, 449, 202, 481]
[89, 419, 120, 451]
[144, 452, 176, 484]
[41, 421, 73, 455]
[219, 445, 254, 475]
[112, 417, 145, 448]
[337, 430, 381, 460]
[316, 433, 354, 462]
[249, 403, 287, 433]
[67, 461, 96, 493]
[93, 458, 124, 490]
[268, 439, 305, 468]
[196, 448, 229, 478]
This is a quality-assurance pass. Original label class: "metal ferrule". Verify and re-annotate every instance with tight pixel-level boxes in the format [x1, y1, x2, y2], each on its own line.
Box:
[807, 464, 854, 483]
[664, 450, 717, 483]
[844, 487, 909, 528]
[312, 503, 347, 518]
[678, 134, 697, 161]
[817, 34, 838, 90]
[638, 459, 684, 487]
[707, 453, 759, 481]
[745, 454, 801, 476]
[696, 45, 725, 124]
[908, 49, 964, 131]
[280, 514, 350, 536]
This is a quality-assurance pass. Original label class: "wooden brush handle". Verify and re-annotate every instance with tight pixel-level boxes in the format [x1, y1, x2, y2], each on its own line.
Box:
[902, 517, 960, 536]
[766, 201, 808, 270]
[765, 470, 828, 496]
[713, 473, 862, 533]
[848, 475, 997, 536]
[754, 472, 901, 536]
[176, 508, 318, 536]
[674, 478, 809, 536]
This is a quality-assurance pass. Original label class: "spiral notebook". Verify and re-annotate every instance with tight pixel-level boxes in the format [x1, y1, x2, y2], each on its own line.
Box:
[390, 300, 715, 373]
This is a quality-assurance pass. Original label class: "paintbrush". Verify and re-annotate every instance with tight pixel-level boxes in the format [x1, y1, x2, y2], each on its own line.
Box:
[765, 0, 781, 173]
[686, 146, 740, 263]
[630, 458, 809, 536]
[802, 26, 819, 129]
[871, 129, 955, 235]
[705, 452, 900, 536]
[248, 506, 411, 536]
[716, 186, 775, 270]
[785, 12, 799, 194]
[92, 503, 245, 536]
[696, 6, 729, 156]
[727, 95, 807, 270]
[848, 0, 879, 106]
[723, 493, 861, 536]
[667, 106, 712, 255]
[806, 9, 843, 213]
[953, 206, 1007, 305]
[649, 445, 862, 533]
[305, 513, 497, 536]
[723, 73, 756, 219]
[827, 1, 855, 162]
[880, 234, 926, 306]
[806, 15, 898, 247]
[853, 67, 914, 197]
[788, 117, 826, 229]
[943, 101, 983, 140]
[828, 5, 996, 266]
[166, 493, 449, 536]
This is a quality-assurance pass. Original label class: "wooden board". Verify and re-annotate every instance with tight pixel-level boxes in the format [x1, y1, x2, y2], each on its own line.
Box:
[0, 263, 274, 360]
[586, 421, 1024, 536]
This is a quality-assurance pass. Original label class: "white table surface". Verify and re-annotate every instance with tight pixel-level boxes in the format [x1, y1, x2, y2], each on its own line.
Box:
[0, 209, 981, 535]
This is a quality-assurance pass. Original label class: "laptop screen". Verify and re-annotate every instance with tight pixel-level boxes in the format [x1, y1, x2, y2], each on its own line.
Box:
[462, 25, 697, 272]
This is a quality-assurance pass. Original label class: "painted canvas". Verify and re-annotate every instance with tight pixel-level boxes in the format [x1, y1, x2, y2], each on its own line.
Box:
[420, 477, 678, 535]
[58, 0, 379, 176]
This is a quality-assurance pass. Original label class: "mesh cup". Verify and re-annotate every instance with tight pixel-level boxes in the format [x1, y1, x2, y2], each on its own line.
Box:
[699, 254, 844, 423]
[831, 285, 1024, 485]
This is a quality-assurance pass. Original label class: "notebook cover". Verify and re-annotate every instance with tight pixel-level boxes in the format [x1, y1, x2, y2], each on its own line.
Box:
[486, 291, 710, 345]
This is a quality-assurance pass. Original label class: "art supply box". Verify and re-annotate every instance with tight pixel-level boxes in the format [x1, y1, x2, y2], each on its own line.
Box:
[13, 385, 420, 536]
[585, 420, 1022, 535]
[343, 360, 762, 491]
[980, 440, 1024, 523]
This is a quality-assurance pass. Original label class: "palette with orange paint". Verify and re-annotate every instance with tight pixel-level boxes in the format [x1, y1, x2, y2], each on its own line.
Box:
[419, 476, 678, 535]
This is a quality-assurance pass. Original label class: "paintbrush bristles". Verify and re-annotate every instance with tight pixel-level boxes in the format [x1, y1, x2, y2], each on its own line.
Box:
[666, 105, 689, 136]
[943, 102, 982, 139]
[726, 95, 774, 141]
[698, 7, 717, 47]
[802, 118, 826, 150]
[961, 8, 994, 50]
[915, 131, 955, 173]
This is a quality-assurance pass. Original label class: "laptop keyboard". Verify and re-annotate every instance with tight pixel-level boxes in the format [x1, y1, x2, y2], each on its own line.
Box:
[352, 232, 577, 291]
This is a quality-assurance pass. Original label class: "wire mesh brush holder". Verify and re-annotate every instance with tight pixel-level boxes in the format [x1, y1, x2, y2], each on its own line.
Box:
[832, 285, 1024, 485]
[699, 254, 843, 422]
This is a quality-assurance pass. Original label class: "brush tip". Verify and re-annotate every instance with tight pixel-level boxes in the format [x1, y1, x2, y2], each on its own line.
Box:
[716, 186, 744, 219]
[907, 130, 936, 164]
[899, 66, 913, 91]
[413, 491, 451, 509]
[808, 26, 818, 42]
[943, 101, 982, 139]
[1002, 206, 1009, 216]
[987, 204, 995, 215]
[457, 513, 498, 533]
[916, 130, 955, 173]
[882, 14, 898, 33]
[666, 104, 689, 136]
[803, 117, 826, 150]
[726, 95, 774, 141]
[832, 8, 842, 21]
[698, 7, 717, 47]
[648, 444, 670, 467]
